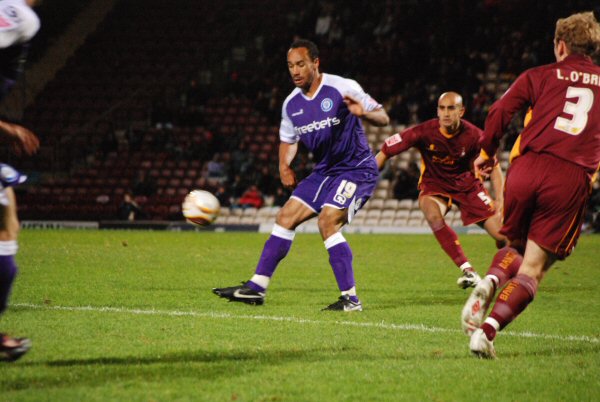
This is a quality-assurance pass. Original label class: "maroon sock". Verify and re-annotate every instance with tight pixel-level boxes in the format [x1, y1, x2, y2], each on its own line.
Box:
[432, 223, 468, 267]
[486, 247, 523, 288]
[483, 274, 538, 340]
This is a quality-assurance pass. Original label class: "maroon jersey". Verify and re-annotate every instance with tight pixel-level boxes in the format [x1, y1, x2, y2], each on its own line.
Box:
[381, 119, 482, 193]
[481, 54, 600, 176]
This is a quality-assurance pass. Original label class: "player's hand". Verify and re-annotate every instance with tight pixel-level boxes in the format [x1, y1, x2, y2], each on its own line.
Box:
[474, 154, 496, 180]
[0, 121, 40, 156]
[343, 95, 365, 118]
[279, 166, 297, 189]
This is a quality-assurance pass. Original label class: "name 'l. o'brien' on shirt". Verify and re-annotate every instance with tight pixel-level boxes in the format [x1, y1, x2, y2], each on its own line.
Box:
[556, 69, 600, 86]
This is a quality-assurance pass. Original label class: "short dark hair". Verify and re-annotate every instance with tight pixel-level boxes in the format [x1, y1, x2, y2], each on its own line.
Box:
[289, 39, 319, 60]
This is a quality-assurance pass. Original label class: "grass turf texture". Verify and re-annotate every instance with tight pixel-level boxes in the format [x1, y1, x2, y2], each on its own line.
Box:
[1, 229, 599, 401]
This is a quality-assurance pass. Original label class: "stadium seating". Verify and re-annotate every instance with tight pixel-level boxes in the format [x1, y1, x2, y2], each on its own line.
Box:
[7, 0, 540, 227]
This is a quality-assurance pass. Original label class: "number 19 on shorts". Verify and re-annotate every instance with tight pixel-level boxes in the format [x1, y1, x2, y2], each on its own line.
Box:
[334, 180, 357, 204]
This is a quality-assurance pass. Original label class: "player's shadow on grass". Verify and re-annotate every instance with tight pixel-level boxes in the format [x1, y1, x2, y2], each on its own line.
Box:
[367, 295, 466, 311]
[5, 347, 356, 391]
[45, 347, 338, 367]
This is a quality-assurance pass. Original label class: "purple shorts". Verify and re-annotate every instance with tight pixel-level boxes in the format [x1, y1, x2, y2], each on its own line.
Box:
[291, 169, 377, 220]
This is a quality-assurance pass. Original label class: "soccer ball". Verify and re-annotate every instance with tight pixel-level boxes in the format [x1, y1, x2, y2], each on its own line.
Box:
[182, 190, 220, 226]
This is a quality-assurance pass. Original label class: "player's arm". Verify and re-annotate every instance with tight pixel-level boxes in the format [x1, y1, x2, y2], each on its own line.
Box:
[279, 142, 298, 189]
[344, 95, 390, 127]
[278, 101, 299, 188]
[0, 120, 39, 156]
[376, 129, 416, 171]
[375, 150, 389, 171]
[489, 162, 504, 214]
[342, 79, 389, 127]
[479, 72, 533, 160]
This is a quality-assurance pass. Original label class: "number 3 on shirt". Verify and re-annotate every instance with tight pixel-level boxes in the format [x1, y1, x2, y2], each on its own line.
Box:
[554, 86, 594, 136]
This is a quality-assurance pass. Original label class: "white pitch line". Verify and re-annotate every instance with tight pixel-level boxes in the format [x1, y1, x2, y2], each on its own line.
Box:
[13, 303, 600, 344]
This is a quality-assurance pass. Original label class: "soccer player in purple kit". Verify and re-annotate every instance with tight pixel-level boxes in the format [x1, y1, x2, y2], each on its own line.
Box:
[376, 92, 506, 289]
[0, 0, 40, 362]
[463, 11, 600, 358]
[213, 39, 389, 311]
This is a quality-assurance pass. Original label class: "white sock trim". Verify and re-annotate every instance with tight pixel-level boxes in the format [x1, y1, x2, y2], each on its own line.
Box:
[484, 317, 500, 331]
[324, 232, 346, 249]
[486, 274, 500, 288]
[250, 274, 270, 290]
[341, 286, 357, 296]
[0, 240, 18, 256]
[460, 262, 472, 271]
[272, 223, 295, 241]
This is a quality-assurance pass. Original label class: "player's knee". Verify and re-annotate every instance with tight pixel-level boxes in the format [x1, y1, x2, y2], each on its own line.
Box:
[426, 217, 446, 231]
[274, 212, 294, 229]
[0, 216, 19, 241]
[518, 263, 545, 283]
[317, 209, 344, 232]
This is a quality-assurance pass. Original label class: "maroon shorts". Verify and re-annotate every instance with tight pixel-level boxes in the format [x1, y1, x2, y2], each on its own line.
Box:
[420, 180, 496, 226]
[501, 152, 591, 260]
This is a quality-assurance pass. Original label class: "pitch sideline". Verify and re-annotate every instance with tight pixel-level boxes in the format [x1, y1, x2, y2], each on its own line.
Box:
[13, 302, 600, 344]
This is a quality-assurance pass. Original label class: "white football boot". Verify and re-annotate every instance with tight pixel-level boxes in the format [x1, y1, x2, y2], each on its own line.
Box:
[461, 276, 495, 335]
[469, 328, 496, 359]
[457, 270, 481, 289]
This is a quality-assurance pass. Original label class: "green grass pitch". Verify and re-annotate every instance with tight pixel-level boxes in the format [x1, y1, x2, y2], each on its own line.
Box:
[1, 229, 599, 401]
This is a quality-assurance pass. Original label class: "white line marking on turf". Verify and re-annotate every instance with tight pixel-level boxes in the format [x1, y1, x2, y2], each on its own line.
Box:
[14, 303, 600, 344]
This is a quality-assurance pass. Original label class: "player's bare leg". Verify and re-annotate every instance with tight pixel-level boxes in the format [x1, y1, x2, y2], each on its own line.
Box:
[420, 195, 479, 288]
[481, 213, 507, 248]
[471, 239, 555, 358]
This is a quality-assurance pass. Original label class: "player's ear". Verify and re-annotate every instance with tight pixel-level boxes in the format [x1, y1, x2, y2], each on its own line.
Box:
[459, 106, 465, 117]
[313, 57, 320, 69]
[554, 39, 570, 61]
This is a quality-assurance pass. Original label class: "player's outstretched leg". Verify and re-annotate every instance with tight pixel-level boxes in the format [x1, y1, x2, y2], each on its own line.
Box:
[461, 277, 495, 336]
[462, 247, 523, 335]
[212, 224, 294, 305]
[212, 282, 265, 305]
[430, 221, 480, 288]
[469, 273, 538, 358]
[321, 233, 362, 312]
[469, 328, 496, 359]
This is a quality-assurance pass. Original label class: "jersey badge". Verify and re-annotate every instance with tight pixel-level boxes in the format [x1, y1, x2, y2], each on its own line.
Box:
[384, 133, 402, 147]
[321, 98, 333, 112]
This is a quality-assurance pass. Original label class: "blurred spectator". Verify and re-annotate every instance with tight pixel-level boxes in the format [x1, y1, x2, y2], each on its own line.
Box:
[206, 153, 226, 181]
[387, 94, 410, 125]
[256, 165, 278, 195]
[229, 174, 247, 200]
[393, 163, 420, 200]
[215, 185, 232, 208]
[315, 2, 334, 36]
[272, 187, 289, 207]
[238, 185, 264, 209]
[119, 192, 143, 221]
